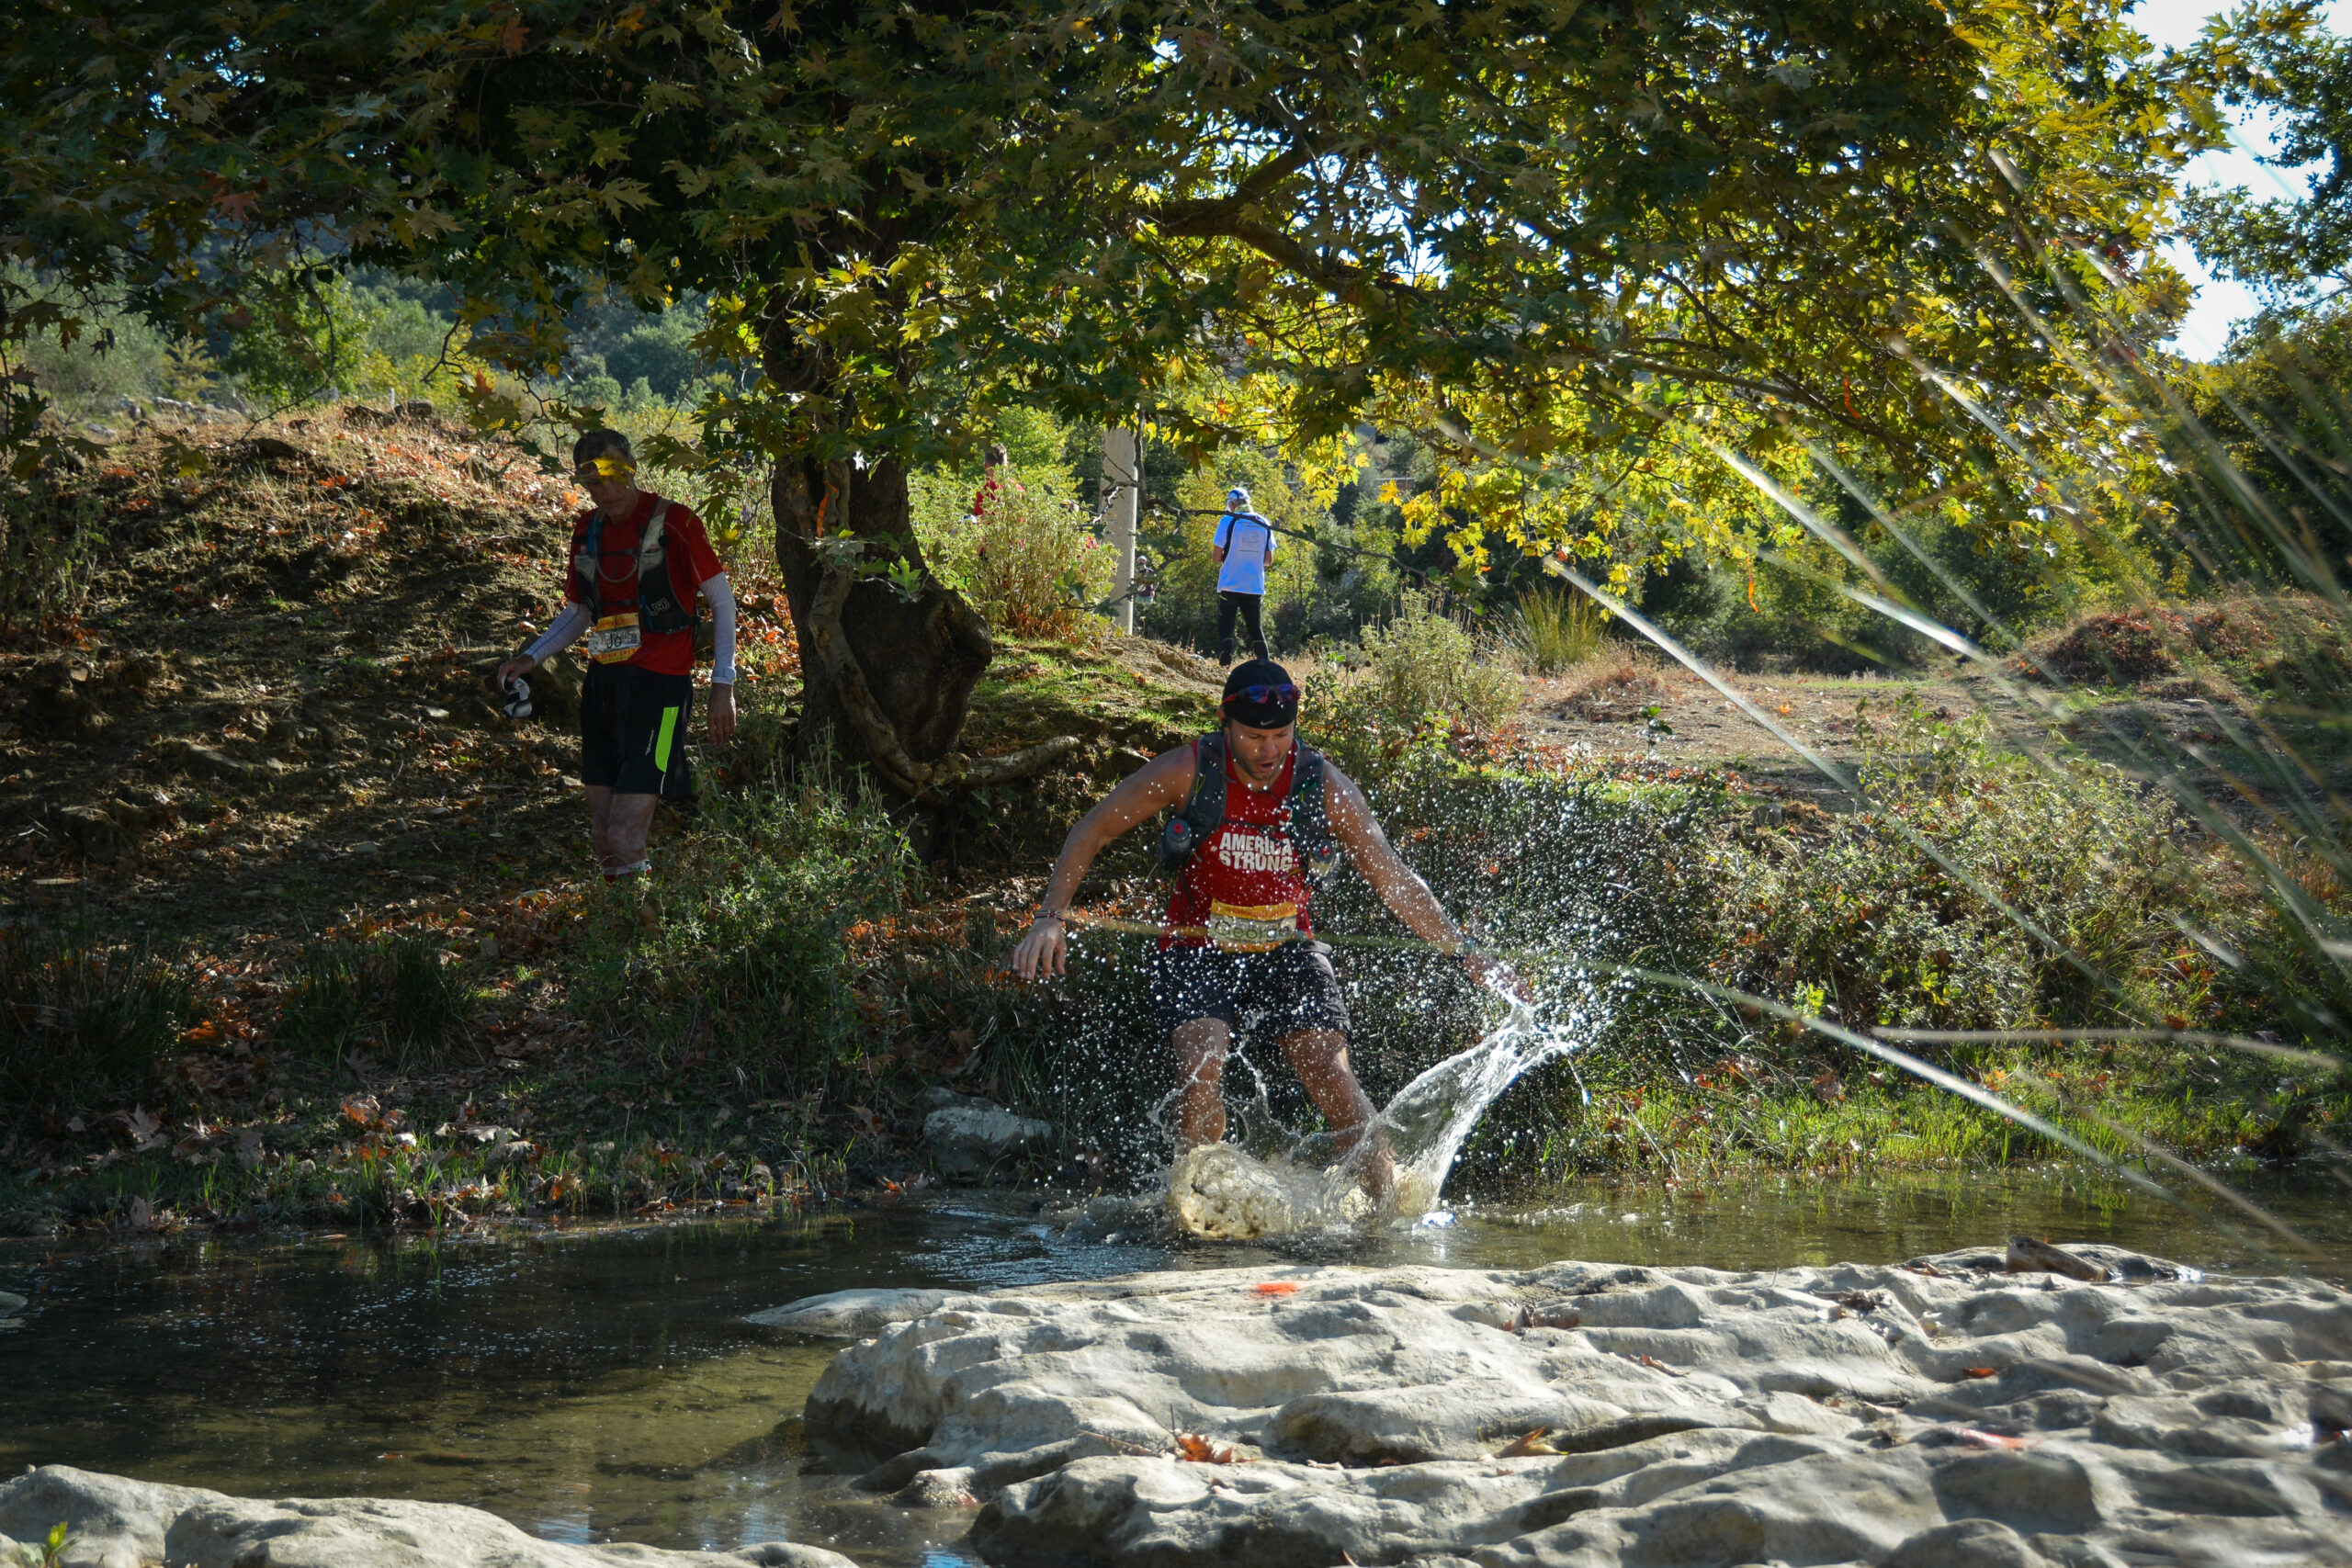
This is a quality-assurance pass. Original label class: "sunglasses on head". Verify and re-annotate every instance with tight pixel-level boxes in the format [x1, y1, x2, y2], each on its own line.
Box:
[1223, 682, 1298, 708]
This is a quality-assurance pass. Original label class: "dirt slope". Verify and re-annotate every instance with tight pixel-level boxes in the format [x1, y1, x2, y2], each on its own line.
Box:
[0, 408, 807, 942]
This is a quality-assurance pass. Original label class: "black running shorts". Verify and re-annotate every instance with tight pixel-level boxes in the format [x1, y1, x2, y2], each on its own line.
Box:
[580, 662, 694, 797]
[1150, 941, 1350, 1041]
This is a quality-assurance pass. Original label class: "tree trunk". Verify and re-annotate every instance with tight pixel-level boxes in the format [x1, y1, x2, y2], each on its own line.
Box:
[769, 452, 1000, 795]
[760, 349, 1083, 803]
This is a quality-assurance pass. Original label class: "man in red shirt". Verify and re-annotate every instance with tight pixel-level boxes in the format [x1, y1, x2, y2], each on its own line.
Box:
[498, 430, 738, 881]
[1010, 660, 1513, 1201]
[971, 442, 1012, 517]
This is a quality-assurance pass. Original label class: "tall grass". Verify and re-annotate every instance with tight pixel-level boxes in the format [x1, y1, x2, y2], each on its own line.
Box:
[0, 928, 192, 1113]
[383, 934, 466, 1057]
[275, 933, 468, 1071]
[1505, 582, 1609, 673]
[277, 941, 368, 1065]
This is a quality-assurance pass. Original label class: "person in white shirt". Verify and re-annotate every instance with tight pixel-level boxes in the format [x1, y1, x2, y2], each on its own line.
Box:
[1211, 486, 1275, 663]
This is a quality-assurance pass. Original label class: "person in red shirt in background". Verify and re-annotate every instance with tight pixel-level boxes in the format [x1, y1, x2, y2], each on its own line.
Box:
[498, 429, 738, 882]
[971, 442, 1012, 518]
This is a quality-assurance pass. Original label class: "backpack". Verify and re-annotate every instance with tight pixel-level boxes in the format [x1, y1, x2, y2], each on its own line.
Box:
[578, 498, 697, 636]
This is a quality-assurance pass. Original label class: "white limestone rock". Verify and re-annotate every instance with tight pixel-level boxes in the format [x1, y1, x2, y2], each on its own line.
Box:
[0, 1466, 859, 1568]
[794, 1247, 2352, 1567]
[745, 1286, 982, 1337]
[922, 1102, 1055, 1179]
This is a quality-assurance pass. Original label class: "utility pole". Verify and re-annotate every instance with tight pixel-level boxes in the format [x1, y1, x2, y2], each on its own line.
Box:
[1102, 426, 1139, 634]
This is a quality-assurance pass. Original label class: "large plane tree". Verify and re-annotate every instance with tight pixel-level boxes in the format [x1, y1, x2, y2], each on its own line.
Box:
[2, 0, 2205, 793]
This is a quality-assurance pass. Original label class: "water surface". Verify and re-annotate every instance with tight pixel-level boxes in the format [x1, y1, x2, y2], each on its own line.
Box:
[4, 1170, 2346, 1564]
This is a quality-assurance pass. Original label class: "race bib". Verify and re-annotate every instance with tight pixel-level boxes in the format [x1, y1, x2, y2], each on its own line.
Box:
[587, 613, 642, 663]
[1206, 900, 1301, 953]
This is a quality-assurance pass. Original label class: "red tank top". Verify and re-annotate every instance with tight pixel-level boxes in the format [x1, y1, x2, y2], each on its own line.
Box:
[1163, 741, 1314, 951]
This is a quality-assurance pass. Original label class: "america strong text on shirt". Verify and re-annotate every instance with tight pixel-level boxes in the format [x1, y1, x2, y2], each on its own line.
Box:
[1216, 829, 1297, 875]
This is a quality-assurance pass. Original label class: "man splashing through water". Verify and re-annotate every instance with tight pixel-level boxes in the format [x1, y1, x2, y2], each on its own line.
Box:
[1012, 660, 1514, 1201]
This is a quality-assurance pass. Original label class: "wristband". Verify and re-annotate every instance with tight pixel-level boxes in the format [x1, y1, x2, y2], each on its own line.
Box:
[1035, 908, 1065, 925]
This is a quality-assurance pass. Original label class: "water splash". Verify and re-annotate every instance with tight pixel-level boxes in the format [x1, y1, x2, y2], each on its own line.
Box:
[1165, 987, 1599, 1238]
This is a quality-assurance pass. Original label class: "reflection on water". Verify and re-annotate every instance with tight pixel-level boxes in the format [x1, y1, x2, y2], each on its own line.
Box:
[2, 1169, 2346, 1563]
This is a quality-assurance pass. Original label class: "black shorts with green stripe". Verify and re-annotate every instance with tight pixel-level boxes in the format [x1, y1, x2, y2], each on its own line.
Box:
[580, 662, 694, 799]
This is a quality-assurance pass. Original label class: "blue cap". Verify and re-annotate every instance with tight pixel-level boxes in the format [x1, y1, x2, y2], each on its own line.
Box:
[1227, 487, 1250, 505]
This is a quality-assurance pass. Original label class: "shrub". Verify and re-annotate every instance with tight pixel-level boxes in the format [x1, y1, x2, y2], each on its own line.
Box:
[1709, 697, 2225, 1035]
[913, 463, 1114, 637]
[2023, 593, 2352, 697]
[1506, 582, 1609, 673]
[1355, 589, 1522, 739]
[2030, 609, 2183, 684]
[1556, 649, 1671, 721]
[0, 928, 192, 1111]
[578, 766, 919, 1092]
[0, 476, 104, 632]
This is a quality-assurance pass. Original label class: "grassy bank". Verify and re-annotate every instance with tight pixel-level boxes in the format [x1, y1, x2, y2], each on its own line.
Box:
[1312, 694, 2350, 1196]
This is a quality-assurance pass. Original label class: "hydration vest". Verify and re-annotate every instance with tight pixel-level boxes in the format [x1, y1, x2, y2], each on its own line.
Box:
[575, 497, 697, 636]
[1156, 730, 1342, 884]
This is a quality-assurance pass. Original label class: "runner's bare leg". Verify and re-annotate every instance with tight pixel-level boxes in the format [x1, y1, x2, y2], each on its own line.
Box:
[1170, 1018, 1231, 1146]
[586, 786, 659, 874]
[1279, 1027, 1395, 1203]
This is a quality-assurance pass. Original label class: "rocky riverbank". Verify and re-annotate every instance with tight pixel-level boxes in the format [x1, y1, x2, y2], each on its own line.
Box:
[7, 1239, 2347, 1566]
[767, 1241, 2352, 1567]
[0, 1466, 858, 1568]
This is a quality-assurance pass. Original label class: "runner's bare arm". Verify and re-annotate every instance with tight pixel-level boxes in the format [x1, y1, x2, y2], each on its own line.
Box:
[702, 573, 738, 743]
[1325, 765, 1524, 996]
[1011, 746, 1196, 980]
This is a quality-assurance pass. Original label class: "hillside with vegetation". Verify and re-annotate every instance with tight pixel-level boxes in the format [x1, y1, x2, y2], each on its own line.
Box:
[0, 377, 2344, 1236]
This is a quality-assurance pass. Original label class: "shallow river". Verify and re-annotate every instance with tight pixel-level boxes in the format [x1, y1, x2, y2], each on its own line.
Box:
[4, 1169, 2346, 1565]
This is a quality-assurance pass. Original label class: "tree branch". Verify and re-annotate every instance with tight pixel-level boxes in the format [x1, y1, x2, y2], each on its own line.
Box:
[1148, 143, 1421, 310]
[1153, 142, 1318, 231]
[1159, 209, 1415, 311]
